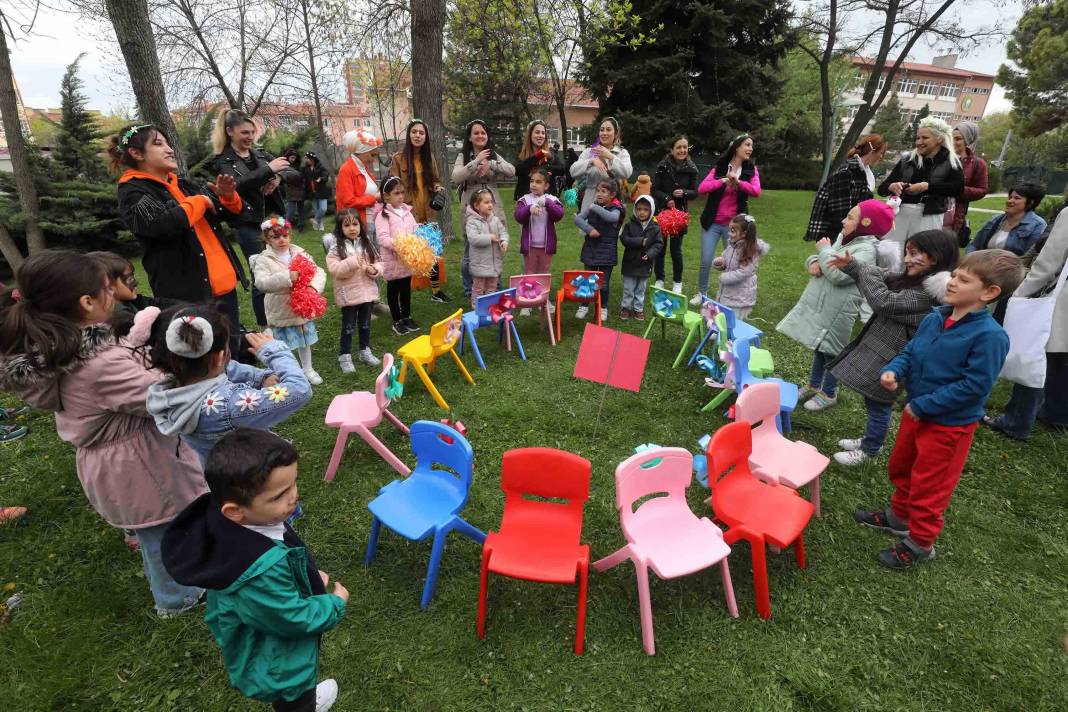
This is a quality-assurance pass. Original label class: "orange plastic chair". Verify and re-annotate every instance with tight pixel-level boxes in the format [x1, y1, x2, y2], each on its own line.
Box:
[735, 382, 830, 516]
[323, 353, 410, 481]
[554, 269, 603, 343]
[477, 448, 592, 654]
[706, 421, 814, 620]
[396, 309, 474, 410]
[509, 273, 555, 345]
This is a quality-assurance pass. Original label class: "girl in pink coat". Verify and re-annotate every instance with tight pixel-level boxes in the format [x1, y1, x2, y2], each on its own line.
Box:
[0, 250, 207, 617]
[373, 176, 419, 336]
[327, 208, 384, 372]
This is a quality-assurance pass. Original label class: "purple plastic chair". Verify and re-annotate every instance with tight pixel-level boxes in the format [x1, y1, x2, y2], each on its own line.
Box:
[594, 447, 738, 655]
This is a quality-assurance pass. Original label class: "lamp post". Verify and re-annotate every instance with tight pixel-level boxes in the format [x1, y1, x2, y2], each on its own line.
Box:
[820, 96, 868, 186]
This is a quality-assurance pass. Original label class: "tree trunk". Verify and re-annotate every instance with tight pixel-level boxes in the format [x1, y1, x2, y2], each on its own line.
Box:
[0, 22, 45, 257]
[410, 0, 451, 236]
[0, 223, 23, 271]
[298, 0, 334, 172]
[104, 0, 186, 173]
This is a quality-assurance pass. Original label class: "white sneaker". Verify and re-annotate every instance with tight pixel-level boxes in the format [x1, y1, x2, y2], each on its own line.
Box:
[575, 305, 589, 319]
[520, 307, 531, 317]
[834, 449, 872, 466]
[673, 282, 684, 294]
[653, 280, 664, 289]
[304, 369, 323, 386]
[357, 348, 381, 366]
[838, 438, 863, 451]
[803, 392, 837, 411]
[689, 293, 704, 306]
[315, 679, 338, 712]
[599, 308, 608, 322]
[338, 354, 355, 374]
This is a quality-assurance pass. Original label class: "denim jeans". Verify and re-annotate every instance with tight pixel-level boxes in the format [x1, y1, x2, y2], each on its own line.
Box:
[311, 199, 328, 225]
[808, 350, 838, 397]
[698, 223, 730, 293]
[862, 397, 894, 455]
[235, 224, 268, 326]
[339, 303, 372, 354]
[620, 275, 647, 312]
[997, 352, 1068, 437]
[134, 522, 203, 613]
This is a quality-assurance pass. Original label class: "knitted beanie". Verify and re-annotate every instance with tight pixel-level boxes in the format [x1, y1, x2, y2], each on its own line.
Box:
[856, 199, 895, 238]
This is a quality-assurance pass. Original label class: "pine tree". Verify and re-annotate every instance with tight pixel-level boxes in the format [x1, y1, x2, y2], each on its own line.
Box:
[870, 93, 904, 149]
[582, 0, 793, 164]
[54, 54, 105, 181]
[902, 103, 930, 149]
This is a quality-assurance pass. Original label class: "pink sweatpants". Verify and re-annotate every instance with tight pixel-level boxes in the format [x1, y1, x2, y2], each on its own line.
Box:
[523, 248, 553, 275]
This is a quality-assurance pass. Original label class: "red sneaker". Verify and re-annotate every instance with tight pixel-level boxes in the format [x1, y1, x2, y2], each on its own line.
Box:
[634, 310, 645, 321]
[619, 308, 630, 320]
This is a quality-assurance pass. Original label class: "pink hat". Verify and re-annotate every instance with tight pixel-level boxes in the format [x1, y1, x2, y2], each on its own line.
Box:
[856, 199, 895, 238]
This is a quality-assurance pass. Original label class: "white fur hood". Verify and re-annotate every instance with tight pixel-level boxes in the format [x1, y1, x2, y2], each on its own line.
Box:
[923, 271, 951, 302]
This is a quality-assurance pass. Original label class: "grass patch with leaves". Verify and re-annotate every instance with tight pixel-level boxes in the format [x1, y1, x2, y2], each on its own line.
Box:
[2, 190, 1066, 711]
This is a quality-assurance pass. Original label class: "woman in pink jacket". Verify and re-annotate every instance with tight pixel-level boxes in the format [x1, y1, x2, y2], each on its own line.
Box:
[327, 208, 384, 373]
[0, 250, 207, 617]
[374, 176, 419, 336]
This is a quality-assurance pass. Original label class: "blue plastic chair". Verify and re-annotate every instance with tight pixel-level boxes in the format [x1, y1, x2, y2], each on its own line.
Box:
[688, 298, 763, 366]
[364, 420, 486, 609]
[459, 288, 526, 370]
[733, 338, 798, 433]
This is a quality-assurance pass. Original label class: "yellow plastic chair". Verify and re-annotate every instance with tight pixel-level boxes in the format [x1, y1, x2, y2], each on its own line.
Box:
[397, 309, 475, 410]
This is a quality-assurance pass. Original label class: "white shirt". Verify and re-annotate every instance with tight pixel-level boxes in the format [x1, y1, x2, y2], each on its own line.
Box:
[352, 154, 378, 197]
[271, 247, 293, 266]
[242, 522, 285, 541]
[862, 162, 875, 192]
[992, 227, 1012, 250]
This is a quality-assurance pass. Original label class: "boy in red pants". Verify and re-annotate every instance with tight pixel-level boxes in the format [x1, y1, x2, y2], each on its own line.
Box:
[854, 249, 1024, 569]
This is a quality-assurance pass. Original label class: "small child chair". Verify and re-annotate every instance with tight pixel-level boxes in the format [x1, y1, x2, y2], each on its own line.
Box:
[555, 269, 603, 343]
[643, 286, 705, 368]
[477, 447, 592, 654]
[706, 421, 814, 620]
[396, 309, 474, 410]
[323, 353, 410, 481]
[688, 298, 769, 371]
[735, 382, 829, 516]
[364, 420, 486, 609]
[509, 274, 555, 345]
[459, 288, 526, 370]
[594, 447, 738, 655]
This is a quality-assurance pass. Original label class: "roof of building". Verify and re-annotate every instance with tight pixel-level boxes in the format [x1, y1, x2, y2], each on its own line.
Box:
[851, 56, 994, 80]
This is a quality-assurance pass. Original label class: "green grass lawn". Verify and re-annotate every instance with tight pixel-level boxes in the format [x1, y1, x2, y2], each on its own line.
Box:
[2, 190, 1066, 711]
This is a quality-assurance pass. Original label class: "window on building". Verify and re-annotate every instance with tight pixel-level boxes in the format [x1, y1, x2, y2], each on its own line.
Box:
[545, 127, 561, 145]
[362, 118, 372, 128]
[876, 75, 886, 91]
[566, 126, 585, 147]
[931, 111, 953, 122]
[845, 105, 860, 119]
[322, 118, 331, 128]
[896, 77, 917, 94]
[917, 80, 939, 96]
[940, 83, 960, 99]
[976, 87, 990, 95]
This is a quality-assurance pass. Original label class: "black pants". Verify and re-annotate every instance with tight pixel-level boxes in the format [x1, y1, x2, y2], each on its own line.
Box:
[272, 688, 314, 712]
[214, 289, 251, 361]
[583, 263, 614, 305]
[655, 231, 685, 283]
[386, 278, 412, 322]
[235, 224, 268, 326]
[339, 303, 373, 354]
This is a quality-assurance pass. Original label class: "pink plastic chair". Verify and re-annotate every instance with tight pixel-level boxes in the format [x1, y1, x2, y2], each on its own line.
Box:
[509, 273, 555, 345]
[734, 382, 829, 517]
[593, 447, 738, 655]
[323, 353, 411, 482]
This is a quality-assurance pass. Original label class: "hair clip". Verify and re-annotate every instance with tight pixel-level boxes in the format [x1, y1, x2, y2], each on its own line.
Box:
[119, 124, 151, 147]
[10, 289, 21, 302]
[732, 132, 750, 144]
[743, 214, 756, 224]
[526, 119, 545, 129]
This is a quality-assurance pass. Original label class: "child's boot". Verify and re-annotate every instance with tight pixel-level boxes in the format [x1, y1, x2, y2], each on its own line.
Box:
[338, 354, 356, 374]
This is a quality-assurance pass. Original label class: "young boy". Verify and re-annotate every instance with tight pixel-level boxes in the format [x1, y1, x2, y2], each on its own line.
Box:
[86, 251, 177, 317]
[162, 429, 347, 711]
[854, 249, 1024, 569]
[618, 194, 663, 321]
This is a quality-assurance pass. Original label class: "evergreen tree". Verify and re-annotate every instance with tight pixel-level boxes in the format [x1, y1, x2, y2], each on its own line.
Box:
[996, 0, 1068, 136]
[582, 0, 793, 164]
[870, 92, 904, 148]
[902, 103, 930, 148]
[54, 54, 105, 181]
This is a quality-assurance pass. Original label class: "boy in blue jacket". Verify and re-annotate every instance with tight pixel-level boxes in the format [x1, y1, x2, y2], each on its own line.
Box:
[854, 249, 1024, 569]
[163, 429, 347, 711]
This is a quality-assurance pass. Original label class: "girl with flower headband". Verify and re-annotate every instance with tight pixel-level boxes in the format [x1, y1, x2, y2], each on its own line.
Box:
[251, 216, 328, 385]
[569, 117, 633, 213]
[143, 303, 312, 465]
[694, 133, 762, 306]
[0, 250, 207, 617]
[710, 213, 770, 321]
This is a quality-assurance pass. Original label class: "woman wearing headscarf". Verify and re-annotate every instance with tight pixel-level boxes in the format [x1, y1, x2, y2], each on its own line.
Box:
[943, 121, 989, 245]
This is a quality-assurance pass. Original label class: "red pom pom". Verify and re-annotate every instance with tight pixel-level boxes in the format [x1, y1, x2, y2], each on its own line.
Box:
[289, 254, 328, 320]
[657, 208, 690, 237]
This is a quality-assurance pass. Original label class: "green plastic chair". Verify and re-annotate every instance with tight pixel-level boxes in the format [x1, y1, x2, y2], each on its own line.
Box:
[643, 287, 705, 368]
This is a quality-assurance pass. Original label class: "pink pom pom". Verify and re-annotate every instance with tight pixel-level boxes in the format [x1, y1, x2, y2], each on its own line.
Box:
[657, 208, 690, 237]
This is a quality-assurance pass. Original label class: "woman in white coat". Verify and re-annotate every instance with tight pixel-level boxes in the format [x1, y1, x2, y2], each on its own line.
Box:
[569, 117, 633, 212]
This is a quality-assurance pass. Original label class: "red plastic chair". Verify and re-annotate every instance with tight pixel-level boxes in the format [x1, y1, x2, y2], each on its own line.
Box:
[554, 269, 603, 343]
[477, 448, 592, 654]
[706, 421, 814, 620]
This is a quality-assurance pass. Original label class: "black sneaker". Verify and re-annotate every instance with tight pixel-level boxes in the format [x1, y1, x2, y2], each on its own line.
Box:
[878, 538, 935, 570]
[392, 321, 408, 336]
[853, 508, 909, 537]
[403, 318, 421, 333]
[430, 290, 451, 303]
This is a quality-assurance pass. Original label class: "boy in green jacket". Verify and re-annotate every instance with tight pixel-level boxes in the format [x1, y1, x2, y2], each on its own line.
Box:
[163, 429, 347, 711]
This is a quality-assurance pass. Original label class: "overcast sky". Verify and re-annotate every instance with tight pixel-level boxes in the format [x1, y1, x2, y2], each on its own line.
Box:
[10, 0, 1023, 115]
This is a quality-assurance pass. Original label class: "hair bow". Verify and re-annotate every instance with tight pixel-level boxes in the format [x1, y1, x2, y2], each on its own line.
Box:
[384, 363, 404, 401]
[444, 318, 462, 345]
[571, 273, 600, 299]
[516, 279, 544, 301]
[438, 418, 467, 445]
[652, 291, 680, 318]
[488, 294, 517, 324]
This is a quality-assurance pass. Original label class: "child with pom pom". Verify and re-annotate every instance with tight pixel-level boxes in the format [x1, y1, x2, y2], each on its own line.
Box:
[251, 216, 328, 385]
[514, 168, 564, 315]
[373, 176, 419, 335]
[326, 208, 383, 373]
